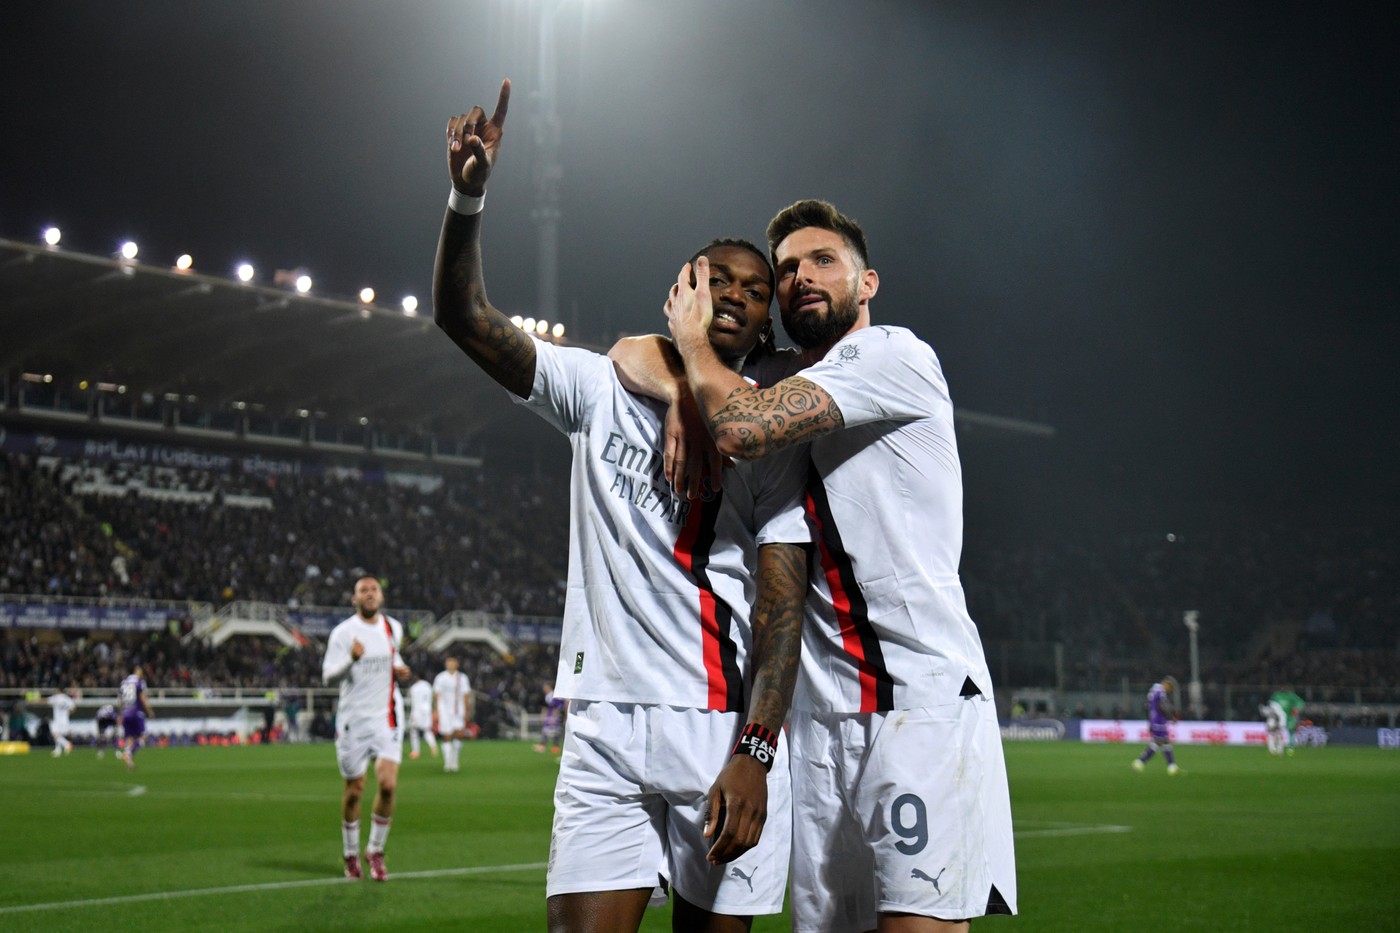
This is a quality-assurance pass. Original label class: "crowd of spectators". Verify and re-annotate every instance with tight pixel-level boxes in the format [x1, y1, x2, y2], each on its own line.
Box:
[2, 448, 1397, 701]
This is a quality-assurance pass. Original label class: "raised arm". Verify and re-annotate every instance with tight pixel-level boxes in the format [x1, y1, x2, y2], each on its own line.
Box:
[667, 257, 843, 460]
[432, 79, 537, 400]
[704, 540, 809, 863]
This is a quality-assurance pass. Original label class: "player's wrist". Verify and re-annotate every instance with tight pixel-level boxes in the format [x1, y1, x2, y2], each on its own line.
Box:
[448, 187, 485, 215]
[731, 722, 779, 772]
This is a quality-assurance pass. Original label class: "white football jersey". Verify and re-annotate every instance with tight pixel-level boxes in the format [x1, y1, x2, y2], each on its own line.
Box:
[793, 325, 994, 713]
[48, 693, 76, 728]
[322, 613, 405, 730]
[516, 338, 810, 711]
[408, 680, 434, 726]
[433, 670, 471, 721]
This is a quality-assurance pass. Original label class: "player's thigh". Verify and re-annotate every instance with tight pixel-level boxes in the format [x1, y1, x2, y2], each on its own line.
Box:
[547, 701, 667, 898]
[547, 888, 653, 933]
[652, 707, 791, 917]
[336, 730, 374, 780]
[859, 700, 1016, 921]
[788, 710, 876, 933]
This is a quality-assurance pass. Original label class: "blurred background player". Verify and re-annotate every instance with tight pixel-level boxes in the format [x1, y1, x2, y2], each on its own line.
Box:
[1133, 675, 1181, 775]
[321, 576, 412, 882]
[433, 656, 472, 773]
[407, 675, 439, 760]
[95, 702, 118, 758]
[534, 682, 564, 756]
[118, 665, 154, 770]
[47, 686, 77, 757]
[1263, 687, 1306, 756]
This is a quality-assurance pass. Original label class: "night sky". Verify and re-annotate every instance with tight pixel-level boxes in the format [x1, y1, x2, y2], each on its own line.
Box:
[3, 1, 1396, 534]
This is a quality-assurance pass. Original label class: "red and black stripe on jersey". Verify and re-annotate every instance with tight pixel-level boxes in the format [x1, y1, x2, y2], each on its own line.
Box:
[382, 616, 397, 728]
[805, 466, 896, 712]
[673, 492, 744, 712]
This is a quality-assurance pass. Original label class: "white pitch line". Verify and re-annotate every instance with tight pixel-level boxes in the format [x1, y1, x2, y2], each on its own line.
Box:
[1015, 822, 1132, 838]
[0, 861, 548, 915]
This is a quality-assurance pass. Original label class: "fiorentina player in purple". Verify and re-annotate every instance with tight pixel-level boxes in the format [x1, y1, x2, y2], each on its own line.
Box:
[118, 664, 154, 770]
[1132, 676, 1182, 775]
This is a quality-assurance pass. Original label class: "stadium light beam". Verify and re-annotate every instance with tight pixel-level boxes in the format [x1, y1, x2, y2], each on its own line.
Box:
[360, 287, 376, 304]
[42, 226, 62, 246]
[119, 241, 139, 261]
[295, 274, 312, 294]
[236, 263, 255, 283]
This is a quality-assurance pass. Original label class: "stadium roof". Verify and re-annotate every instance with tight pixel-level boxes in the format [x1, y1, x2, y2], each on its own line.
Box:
[1, 238, 1053, 461]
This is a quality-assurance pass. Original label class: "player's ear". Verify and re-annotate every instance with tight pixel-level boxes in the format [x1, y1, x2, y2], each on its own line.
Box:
[858, 268, 879, 303]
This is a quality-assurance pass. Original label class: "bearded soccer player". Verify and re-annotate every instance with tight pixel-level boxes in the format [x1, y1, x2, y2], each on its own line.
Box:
[433, 80, 810, 933]
[322, 576, 411, 881]
[433, 656, 472, 773]
[637, 199, 1018, 931]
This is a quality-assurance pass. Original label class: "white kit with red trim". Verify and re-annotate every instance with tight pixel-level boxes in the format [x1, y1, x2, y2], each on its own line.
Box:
[324, 612, 406, 727]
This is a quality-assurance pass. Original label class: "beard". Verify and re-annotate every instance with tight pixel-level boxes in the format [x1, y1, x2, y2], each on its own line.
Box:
[782, 286, 860, 350]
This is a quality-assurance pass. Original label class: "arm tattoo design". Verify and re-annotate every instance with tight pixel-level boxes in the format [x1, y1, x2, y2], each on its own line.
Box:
[711, 377, 843, 458]
[748, 543, 809, 730]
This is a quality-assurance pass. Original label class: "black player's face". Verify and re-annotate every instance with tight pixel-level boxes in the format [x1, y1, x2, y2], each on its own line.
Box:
[352, 579, 383, 617]
[698, 246, 772, 363]
[774, 227, 865, 349]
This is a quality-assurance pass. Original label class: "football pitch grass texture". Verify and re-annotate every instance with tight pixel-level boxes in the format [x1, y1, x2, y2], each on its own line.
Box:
[4, 741, 1397, 932]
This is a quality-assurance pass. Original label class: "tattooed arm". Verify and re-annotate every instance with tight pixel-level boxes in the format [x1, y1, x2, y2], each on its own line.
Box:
[703, 541, 809, 863]
[432, 80, 538, 399]
[667, 257, 844, 460]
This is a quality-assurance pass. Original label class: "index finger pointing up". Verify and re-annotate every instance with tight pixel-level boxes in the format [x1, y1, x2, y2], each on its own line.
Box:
[491, 78, 511, 129]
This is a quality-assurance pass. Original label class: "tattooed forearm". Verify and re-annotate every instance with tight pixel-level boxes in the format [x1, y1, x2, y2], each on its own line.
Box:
[748, 543, 809, 731]
[432, 209, 536, 398]
[709, 376, 844, 459]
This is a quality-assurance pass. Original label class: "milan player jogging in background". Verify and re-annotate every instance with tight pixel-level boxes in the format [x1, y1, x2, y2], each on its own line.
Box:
[659, 199, 1018, 932]
[433, 80, 811, 933]
[322, 576, 411, 882]
[433, 656, 472, 773]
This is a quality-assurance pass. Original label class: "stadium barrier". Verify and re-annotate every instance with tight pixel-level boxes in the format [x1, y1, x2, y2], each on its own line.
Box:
[1000, 718, 1399, 749]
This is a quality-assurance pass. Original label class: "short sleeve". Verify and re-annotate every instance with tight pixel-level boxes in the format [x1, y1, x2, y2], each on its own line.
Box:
[799, 327, 949, 428]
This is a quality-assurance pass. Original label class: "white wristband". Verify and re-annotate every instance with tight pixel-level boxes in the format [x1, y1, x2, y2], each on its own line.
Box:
[448, 189, 485, 216]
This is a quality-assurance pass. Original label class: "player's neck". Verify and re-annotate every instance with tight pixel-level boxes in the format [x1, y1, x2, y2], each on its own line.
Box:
[356, 610, 380, 624]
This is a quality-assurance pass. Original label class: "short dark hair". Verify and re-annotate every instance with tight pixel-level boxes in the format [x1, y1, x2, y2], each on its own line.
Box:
[765, 200, 869, 269]
[689, 237, 775, 294]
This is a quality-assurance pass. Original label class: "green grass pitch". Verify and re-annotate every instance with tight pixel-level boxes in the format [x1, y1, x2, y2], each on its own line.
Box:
[4, 740, 1397, 931]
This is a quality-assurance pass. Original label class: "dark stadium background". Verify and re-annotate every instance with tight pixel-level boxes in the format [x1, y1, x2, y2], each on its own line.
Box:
[3, 0, 1396, 536]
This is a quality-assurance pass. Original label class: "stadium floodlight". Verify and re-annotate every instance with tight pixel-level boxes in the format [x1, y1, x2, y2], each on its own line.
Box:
[359, 287, 376, 304]
[236, 263, 255, 283]
[510, 315, 524, 328]
[119, 241, 139, 260]
[42, 226, 62, 246]
[359, 416, 369, 426]
[523, 317, 536, 332]
[551, 322, 565, 338]
[297, 409, 310, 418]
[401, 295, 419, 316]
[295, 274, 312, 294]
[79, 380, 90, 390]
[175, 254, 193, 271]
[535, 319, 549, 335]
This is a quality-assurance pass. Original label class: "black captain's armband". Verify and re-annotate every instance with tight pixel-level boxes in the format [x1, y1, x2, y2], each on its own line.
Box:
[732, 722, 779, 772]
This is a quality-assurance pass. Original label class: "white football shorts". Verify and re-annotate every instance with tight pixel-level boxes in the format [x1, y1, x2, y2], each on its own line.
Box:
[547, 700, 791, 916]
[789, 696, 1017, 931]
[335, 716, 403, 779]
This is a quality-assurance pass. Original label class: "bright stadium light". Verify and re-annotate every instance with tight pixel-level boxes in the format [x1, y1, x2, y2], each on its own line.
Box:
[295, 274, 312, 294]
[535, 319, 549, 335]
[358, 416, 370, 426]
[359, 287, 376, 304]
[175, 254, 193, 271]
[119, 241, 139, 260]
[42, 226, 62, 246]
[551, 322, 565, 338]
[401, 295, 419, 316]
[236, 263, 255, 282]
[523, 317, 536, 332]
[510, 315, 524, 328]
